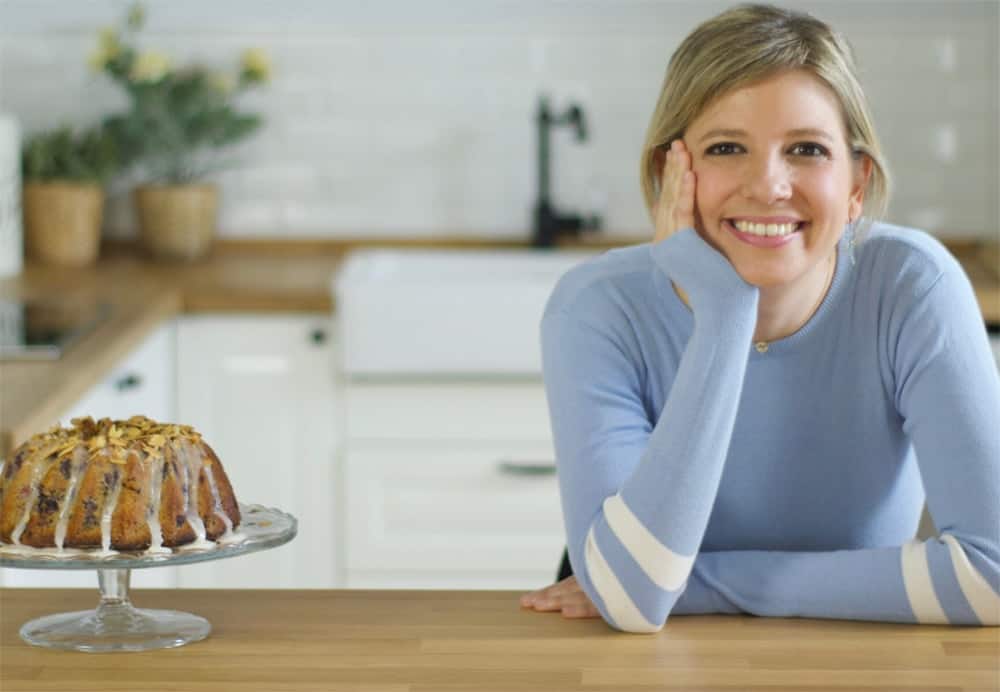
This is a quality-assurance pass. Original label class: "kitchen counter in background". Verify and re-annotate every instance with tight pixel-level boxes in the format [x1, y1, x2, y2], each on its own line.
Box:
[2, 588, 998, 691]
[1, 236, 997, 459]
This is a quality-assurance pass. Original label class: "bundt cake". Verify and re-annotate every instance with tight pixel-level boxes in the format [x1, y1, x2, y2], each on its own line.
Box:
[0, 416, 240, 552]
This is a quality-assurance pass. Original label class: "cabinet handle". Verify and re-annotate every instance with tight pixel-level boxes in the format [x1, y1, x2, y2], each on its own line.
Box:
[310, 328, 328, 345]
[115, 373, 143, 392]
[497, 460, 557, 477]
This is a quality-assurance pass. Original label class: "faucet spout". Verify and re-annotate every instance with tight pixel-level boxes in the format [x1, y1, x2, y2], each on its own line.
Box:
[565, 104, 587, 142]
[532, 97, 601, 248]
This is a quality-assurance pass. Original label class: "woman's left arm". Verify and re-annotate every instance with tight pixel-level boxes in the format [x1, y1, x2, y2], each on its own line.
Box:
[692, 250, 1000, 626]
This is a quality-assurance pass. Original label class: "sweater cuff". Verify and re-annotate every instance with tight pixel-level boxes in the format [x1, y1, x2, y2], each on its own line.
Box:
[649, 227, 758, 317]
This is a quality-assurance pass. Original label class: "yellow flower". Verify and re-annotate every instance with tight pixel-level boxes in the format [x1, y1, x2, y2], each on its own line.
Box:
[240, 48, 271, 83]
[88, 27, 121, 71]
[129, 50, 172, 83]
[209, 71, 235, 94]
[98, 27, 120, 53]
[127, 3, 145, 30]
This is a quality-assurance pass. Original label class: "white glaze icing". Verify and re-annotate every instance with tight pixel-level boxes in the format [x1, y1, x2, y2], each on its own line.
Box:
[202, 458, 235, 539]
[144, 450, 170, 555]
[98, 456, 124, 554]
[217, 531, 247, 545]
[176, 440, 208, 543]
[54, 446, 87, 550]
[11, 453, 55, 545]
[0, 543, 89, 557]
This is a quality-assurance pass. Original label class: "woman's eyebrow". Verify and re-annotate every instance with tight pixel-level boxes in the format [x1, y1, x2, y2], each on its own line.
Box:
[697, 128, 747, 143]
[786, 128, 836, 143]
[697, 127, 837, 144]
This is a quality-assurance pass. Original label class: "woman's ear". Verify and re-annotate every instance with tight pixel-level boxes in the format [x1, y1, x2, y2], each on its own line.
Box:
[848, 153, 873, 221]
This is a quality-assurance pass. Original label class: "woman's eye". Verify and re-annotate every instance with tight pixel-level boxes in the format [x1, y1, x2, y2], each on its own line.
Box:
[789, 142, 830, 157]
[705, 142, 744, 156]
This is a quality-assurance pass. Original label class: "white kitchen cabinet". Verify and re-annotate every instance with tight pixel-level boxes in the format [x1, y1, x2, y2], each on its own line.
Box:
[1, 322, 178, 589]
[61, 321, 177, 426]
[344, 443, 564, 589]
[174, 314, 338, 589]
[342, 381, 565, 590]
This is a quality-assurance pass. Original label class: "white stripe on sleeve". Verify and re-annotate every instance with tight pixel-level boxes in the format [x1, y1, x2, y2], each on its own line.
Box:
[901, 540, 949, 624]
[584, 525, 660, 633]
[603, 494, 695, 591]
[940, 534, 1000, 625]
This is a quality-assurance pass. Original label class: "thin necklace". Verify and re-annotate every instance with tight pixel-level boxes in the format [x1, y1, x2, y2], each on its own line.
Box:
[753, 253, 835, 354]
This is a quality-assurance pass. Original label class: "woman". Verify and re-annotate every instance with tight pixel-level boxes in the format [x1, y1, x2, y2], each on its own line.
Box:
[520, 3, 999, 631]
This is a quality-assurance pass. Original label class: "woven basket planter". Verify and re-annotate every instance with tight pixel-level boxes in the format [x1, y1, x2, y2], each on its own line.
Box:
[134, 183, 218, 261]
[23, 182, 103, 266]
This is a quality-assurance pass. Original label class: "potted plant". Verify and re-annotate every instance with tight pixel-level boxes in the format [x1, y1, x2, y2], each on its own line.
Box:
[93, 3, 270, 261]
[21, 124, 119, 266]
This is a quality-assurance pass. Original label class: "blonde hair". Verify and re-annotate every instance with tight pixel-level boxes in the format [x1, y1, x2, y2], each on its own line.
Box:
[640, 3, 890, 239]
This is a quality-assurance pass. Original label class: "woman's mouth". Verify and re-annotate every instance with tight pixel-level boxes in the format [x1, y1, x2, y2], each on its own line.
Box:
[724, 218, 806, 247]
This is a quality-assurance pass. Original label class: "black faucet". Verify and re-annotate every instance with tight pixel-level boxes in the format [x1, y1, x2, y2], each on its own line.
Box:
[532, 96, 602, 248]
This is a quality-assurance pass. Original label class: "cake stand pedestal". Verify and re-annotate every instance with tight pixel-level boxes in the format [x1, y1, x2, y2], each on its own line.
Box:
[1, 503, 296, 653]
[19, 568, 210, 652]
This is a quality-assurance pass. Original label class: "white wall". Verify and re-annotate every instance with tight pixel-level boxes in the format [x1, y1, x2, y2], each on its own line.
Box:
[0, 0, 996, 241]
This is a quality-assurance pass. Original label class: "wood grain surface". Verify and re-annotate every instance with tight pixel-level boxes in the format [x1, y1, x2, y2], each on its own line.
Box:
[1, 588, 997, 692]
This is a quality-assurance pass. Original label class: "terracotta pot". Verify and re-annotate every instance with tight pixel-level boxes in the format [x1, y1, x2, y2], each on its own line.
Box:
[133, 183, 218, 261]
[22, 182, 103, 266]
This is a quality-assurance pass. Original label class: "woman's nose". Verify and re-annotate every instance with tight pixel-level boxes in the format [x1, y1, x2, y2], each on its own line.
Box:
[741, 154, 792, 204]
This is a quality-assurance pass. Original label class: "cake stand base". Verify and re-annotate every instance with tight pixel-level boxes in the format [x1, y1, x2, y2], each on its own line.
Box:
[3, 504, 296, 653]
[19, 568, 210, 652]
[20, 607, 210, 653]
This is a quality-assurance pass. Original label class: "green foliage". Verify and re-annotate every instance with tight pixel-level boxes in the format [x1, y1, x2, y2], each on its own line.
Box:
[21, 125, 120, 183]
[93, 3, 269, 184]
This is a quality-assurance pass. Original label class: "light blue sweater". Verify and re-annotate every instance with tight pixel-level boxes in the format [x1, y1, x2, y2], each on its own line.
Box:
[542, 224, 1000, 632]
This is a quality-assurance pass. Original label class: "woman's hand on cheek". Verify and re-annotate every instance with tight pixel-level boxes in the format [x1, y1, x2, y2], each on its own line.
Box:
[653, 139, 697, 243]
[520, 576, 601, 619]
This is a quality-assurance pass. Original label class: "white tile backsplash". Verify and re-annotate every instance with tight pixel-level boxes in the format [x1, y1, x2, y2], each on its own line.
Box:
[1, 0, 996, 241]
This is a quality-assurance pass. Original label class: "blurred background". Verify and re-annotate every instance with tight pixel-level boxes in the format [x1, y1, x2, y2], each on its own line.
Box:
[2, 0, 997, 242]
[0, 1, 997, 594]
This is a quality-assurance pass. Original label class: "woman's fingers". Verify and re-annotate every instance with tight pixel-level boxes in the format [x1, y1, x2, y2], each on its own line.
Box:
[520, 576, 576, 608]
[561, 598, 601, 619]
[520, 576, 601, 618]
[653, 139, 697, 243]
[676, 169, 696, 231]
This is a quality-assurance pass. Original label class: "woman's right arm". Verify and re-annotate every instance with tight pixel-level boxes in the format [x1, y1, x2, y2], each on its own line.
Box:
[543, 227, 758, 632]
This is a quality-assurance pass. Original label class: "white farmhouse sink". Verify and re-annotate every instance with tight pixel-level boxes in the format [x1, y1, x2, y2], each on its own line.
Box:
[333, 248, 600, 376]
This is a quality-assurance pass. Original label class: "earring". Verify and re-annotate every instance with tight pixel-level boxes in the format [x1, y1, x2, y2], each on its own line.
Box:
[845, 216, 857, 266]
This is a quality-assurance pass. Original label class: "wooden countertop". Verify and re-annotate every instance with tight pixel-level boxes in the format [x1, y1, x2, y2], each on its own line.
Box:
[1, 236, 997, 459]
[1, 589, 997, 691]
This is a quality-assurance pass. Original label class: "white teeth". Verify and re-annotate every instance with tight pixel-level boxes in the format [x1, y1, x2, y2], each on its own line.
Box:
[732, 220, 799, 236]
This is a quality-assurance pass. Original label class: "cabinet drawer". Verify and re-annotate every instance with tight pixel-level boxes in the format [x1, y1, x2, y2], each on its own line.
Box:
[344, 382, 552, 441]
[345, 444, 565, 574]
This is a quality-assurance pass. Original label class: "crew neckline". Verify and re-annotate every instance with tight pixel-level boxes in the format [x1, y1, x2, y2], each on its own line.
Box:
[750, 234, 850, 356]
[657, 233, 852, 357]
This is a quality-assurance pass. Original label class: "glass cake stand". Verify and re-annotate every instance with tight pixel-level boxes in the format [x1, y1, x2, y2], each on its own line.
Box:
[0, 503, 296, 653]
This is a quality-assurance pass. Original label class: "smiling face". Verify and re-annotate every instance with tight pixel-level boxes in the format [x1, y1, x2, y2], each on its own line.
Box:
[683, 69, 870, 289]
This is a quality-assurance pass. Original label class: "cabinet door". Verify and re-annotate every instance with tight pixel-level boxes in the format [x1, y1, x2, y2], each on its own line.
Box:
[344, 442, 564, 590]
[1, 322, 178, 589]
[63, 321, 176, 425]
[175, 314, 337, 589]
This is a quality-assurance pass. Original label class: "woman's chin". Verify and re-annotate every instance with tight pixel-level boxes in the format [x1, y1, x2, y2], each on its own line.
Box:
[732, 264, 798, 288]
